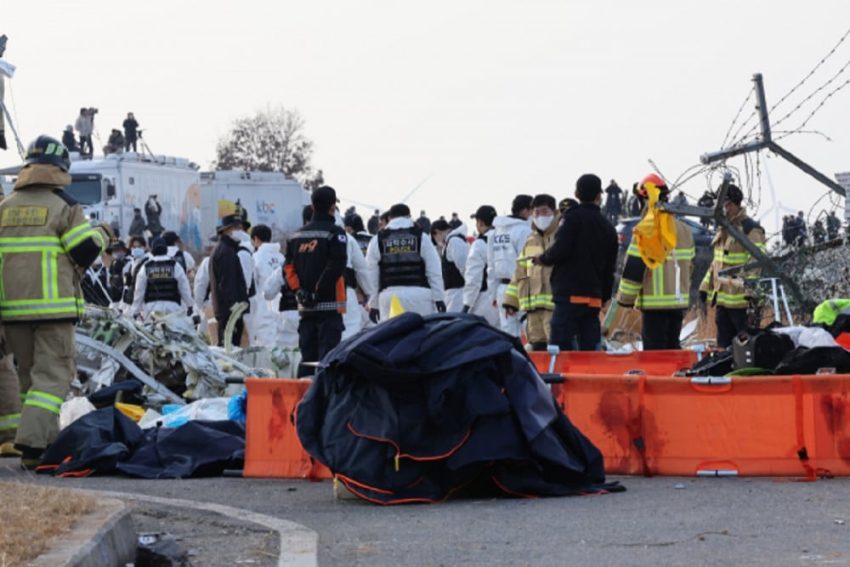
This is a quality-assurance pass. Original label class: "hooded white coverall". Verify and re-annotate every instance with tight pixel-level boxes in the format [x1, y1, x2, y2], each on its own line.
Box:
[249, 242, 285, 347]
[463, 229, 499, 326]
[487, 215, 532, 336]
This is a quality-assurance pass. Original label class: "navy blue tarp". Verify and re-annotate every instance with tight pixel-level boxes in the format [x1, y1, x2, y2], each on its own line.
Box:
[296, 312, 623, 504]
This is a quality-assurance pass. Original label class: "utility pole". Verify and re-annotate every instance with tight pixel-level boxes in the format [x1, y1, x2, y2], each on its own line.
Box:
[657, 72, 840, 311]
[701, 73, 845, 199]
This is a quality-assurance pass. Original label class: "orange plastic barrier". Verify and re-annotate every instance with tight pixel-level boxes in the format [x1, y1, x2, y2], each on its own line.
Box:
[529, 349, 697, 377]
[553, 374, 850, 477]
[243, 378, 332, 479]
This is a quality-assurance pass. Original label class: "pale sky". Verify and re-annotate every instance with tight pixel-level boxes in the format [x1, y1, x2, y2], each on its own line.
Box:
[2, 0, 849, 235]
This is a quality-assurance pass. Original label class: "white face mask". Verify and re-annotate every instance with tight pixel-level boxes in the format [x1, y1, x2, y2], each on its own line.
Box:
[232, 230, 249, 242]
[533, 215, 554, 231]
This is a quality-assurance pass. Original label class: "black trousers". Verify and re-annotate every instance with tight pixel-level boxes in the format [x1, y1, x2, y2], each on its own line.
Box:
[716, 306, 747, 348]
[641, 310, 684, 350]
[297, 312, 344, 377]
[549, 301, 601, 351]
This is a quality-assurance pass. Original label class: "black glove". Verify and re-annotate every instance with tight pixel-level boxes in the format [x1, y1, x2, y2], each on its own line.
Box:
[699, 291, 708, 306]
[192, 314, 201, 325]
[369, 308, 380, 324]
[296, 289, 318, 308]
[461, 305, 470, 314]
[435, 301, 447, 313]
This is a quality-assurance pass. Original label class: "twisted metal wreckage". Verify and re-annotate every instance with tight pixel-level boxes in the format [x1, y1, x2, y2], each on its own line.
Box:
[74, 305, 297, 407]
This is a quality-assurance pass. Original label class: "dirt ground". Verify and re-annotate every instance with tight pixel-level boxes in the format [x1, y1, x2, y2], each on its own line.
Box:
[0, 481, 95, 566]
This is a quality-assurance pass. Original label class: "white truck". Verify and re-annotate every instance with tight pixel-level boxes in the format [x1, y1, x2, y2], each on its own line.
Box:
[63, 153, 310, 253]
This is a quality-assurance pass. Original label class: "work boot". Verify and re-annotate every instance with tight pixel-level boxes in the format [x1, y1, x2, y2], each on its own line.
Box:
[17, 445, 44, 471]
[0, 441, 21, 458]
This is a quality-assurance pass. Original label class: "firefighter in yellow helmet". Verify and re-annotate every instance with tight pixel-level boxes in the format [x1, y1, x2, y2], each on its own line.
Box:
[0, 135, 112, 468]
[616, 174, 695, 349]
[699, 183, 766, 347]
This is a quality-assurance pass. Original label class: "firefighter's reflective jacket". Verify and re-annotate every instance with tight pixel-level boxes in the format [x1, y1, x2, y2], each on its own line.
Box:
[617, 219, 694, 310]
[699, 208, 766, 309]
[503, 214, 559, 313]
[0, 164, 107, 322]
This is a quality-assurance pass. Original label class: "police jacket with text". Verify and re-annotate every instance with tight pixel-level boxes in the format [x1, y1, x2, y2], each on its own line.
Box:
[377, 225, 429, 290]
[143, 258, 180, 303]
[284, 212, 348, 313]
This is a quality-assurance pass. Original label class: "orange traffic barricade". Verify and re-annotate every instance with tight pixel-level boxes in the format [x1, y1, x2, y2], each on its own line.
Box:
[528, 349, 697, 377]
[243, 378, 332, 479]
[550, 373, 850, 477]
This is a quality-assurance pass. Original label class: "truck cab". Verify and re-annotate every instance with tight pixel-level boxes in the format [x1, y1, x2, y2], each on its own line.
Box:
[66, 172, 116, 222]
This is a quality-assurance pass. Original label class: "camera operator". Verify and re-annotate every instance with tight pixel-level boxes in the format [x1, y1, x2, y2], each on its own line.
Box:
[123, 112, 139, 152]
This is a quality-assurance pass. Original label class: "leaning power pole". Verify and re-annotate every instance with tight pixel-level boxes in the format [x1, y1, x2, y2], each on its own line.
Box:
[657, 72, 842, 311]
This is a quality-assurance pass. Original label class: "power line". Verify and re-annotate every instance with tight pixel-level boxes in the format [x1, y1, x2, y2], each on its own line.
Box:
[720, 85, 755, 149]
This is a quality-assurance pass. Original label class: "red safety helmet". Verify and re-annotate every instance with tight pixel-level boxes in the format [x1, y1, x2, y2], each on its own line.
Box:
[636, 173, 668, 198]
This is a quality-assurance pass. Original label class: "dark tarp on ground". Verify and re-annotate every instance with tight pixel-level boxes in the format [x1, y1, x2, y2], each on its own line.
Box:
[296, 312, 622, 504]
[38, 407, 244, 478]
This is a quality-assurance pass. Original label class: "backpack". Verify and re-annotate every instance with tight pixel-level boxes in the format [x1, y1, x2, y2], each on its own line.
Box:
[684, 349, 734, 377]
[732, 330, 795, 372]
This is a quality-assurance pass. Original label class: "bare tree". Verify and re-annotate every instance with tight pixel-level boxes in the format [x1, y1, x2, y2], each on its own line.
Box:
[214, 105, 324, 189]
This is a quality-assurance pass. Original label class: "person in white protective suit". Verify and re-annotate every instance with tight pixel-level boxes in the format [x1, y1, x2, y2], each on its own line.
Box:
[430, 219, 469, 313]
[132, 236, 193, 319]
[192, 237, 217, 337]
[337, 213, 375, 339]
[366, 203, 445, 322]
[248, 224, 285, 347]
[462, 205, 499, 326]
[487, 194, 533, 336]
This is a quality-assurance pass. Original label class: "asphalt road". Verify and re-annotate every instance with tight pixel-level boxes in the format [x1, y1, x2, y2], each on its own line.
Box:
[3, 462, 849, 566]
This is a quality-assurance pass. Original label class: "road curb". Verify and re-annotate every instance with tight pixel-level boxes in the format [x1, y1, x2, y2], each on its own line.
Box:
[30, 496, 136, 567]
[100, 490, 318, 567]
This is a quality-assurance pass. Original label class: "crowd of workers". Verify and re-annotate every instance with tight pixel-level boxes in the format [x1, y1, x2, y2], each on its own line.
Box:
[0, 133, 829, 468]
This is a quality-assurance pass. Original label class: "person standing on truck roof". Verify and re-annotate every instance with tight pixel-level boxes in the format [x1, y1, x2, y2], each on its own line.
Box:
[699, 184, 766, 348]
[284, 187, 348, 376]
[129, 207, 146, 237]
[162, 230, 196, 276]
[366, 203, 445, 322]
[462, 205, 499, 326]
[131, 236, 193, 319]
[487, 194, 533, 337]
[74, 108, 94, 158]
[532, 174, 618, 351]
[247, 224, 284, 347]
[431, 219, 469, 313]
[0, 135, 112, 468]
[503, 194, 560, 351]
[210, 212, 254, 347]
[616, 175, 695, 350]
[123, 112, 139, 153]
[145, 194, 163, 238]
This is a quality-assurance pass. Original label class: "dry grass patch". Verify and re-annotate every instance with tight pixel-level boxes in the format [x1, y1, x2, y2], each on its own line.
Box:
[0, 481, 95, 566]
